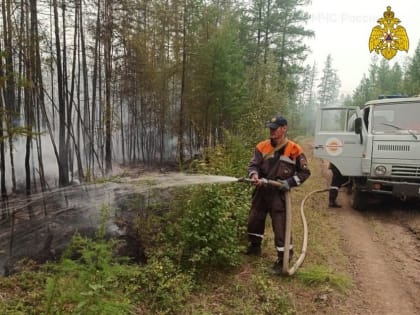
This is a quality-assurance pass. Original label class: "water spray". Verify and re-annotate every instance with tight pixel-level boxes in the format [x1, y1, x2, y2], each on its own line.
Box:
[0, 172, 330, 276]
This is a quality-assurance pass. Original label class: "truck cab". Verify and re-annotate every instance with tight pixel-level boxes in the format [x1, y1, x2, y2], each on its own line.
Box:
[313, 97, 420, 210]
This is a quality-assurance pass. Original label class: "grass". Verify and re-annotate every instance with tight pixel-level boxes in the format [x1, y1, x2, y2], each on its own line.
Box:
[0, 139, 356, 314]
[296, 265, 353, 292]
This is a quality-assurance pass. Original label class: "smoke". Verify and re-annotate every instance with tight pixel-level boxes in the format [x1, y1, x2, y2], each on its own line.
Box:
[3, 134, 61, 192]
[0, 172, 240, 275]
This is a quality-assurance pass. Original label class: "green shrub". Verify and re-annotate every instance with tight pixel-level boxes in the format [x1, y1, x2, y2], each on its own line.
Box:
[188, 131, 253, 178]
[252, 274, 292, 315]
[136, 256, 194, 314]
[44, 235, 132, 315]
[163, 183, 249, 273]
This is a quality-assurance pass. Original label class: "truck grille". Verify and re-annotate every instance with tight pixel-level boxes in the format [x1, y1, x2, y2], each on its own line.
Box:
[377, 144, 410, 151]
[392, 165, 420, 177]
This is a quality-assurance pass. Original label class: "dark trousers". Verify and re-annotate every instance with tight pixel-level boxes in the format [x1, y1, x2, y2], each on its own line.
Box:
[329, 164, 348, 204]
[248, 187, 292, 259]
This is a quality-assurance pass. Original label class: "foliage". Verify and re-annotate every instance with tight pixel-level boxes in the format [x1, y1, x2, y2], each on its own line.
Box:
[403, 40, 420, 95]
[189, 130, 254, 177]
[188, 13, 249, 144]
[347, 41, 420, 106]
[135, 256, 194, 314]
[0, 139, 363, 314]
[42, 205, 129, 314]
[43, 234, 132, 315]
[41, 233, 193, 315]
[252, 274, 293, 315]
[162, 183, 249, 273]
[0, 270, 48, 314]
[317, 54, 341, 107]
[0, 0, 318, 195]
[295, 62, 318, 135]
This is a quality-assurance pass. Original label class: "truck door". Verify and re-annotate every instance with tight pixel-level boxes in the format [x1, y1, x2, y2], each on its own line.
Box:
[313, 107, 365, 176]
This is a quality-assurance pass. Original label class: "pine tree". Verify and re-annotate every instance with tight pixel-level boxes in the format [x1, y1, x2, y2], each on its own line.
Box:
[403, 40, 420, 95]
[317, 54, 341, 107]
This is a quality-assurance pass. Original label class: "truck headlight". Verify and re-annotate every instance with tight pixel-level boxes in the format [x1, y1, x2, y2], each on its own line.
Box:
[374, 165, 387, 176]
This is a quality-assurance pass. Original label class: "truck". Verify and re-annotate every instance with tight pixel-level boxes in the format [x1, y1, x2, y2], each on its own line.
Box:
[313, 96, 420, 210]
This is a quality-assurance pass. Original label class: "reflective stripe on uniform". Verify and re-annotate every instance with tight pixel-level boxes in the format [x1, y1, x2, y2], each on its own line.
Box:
[248, 233, 264, 239]
[330, 186, 339, 190]
[293, 175, 301, 185]
[279, 155, 296, 165]
[276, 245, 294, 252]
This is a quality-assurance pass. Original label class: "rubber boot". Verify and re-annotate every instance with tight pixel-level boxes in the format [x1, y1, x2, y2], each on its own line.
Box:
[269, 250, 293, 275]
[270, 259, 283, 275]
[245, 243, 261, 256]
[328, 189, 342, 208]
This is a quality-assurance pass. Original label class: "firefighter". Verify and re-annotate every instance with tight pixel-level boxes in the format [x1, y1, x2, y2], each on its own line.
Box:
[328, 163, 348, 208]
[246, 115, 311, 275]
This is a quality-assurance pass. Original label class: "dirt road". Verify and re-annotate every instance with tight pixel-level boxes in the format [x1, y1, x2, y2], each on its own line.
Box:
[330, 184, 420, 314]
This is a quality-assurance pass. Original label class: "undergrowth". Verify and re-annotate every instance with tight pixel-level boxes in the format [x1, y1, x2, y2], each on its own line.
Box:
[0, 136, 354, 314]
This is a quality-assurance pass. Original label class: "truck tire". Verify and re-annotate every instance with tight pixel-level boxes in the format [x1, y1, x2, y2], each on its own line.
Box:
[351, 189, 368, 210]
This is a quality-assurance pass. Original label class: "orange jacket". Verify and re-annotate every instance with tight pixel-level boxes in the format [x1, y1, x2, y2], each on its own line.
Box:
[248, 139, 310, 188]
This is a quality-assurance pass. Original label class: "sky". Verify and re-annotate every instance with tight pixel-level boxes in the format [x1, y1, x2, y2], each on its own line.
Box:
[305, 1, 420, 95]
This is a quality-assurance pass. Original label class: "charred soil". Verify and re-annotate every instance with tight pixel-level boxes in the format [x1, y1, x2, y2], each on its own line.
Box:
[1, 139, 420, 314]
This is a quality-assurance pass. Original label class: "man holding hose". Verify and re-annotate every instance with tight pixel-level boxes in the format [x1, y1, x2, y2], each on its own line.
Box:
[246, 115, 311, 274]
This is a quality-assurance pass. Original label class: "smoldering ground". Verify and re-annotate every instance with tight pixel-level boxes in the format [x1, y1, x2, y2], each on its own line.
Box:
[0, 172, 239, 275]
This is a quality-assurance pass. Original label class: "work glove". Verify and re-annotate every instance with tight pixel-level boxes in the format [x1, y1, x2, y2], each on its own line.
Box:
[276, 179, 290, 191]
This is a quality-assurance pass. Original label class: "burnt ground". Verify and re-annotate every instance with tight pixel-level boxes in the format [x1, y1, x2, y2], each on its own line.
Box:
[0, 172, 239, 275]
[0, 144, 419, 314]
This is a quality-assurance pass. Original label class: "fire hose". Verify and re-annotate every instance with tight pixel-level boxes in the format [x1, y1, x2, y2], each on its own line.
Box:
[238, 177, 328, 275]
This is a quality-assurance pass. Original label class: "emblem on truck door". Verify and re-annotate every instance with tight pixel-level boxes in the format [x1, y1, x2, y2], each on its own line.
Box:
[325, 137, 343, 156]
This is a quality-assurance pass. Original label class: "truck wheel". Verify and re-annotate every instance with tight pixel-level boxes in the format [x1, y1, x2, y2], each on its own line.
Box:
[351, 189, 367, 210]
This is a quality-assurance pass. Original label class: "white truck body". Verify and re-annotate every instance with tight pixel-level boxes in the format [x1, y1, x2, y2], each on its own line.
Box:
[313, 97, 420, 209]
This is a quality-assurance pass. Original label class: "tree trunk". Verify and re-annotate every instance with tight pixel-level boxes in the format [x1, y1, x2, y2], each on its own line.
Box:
[104, 0, 113, 173]
[0, 79, 7, 200]
[53, 0, 69, 186]
[178, 1, 188, 165]
[90, 1, 102, 177]
[79, 0, 90, 178]
[30, 0, 47, 191]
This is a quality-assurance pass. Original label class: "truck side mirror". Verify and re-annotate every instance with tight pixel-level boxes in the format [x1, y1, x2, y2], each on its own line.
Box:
[354, 117, 363, 144]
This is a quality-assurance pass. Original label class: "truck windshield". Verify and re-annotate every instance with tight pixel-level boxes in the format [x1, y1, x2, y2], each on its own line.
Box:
[372, 102, 420, 135]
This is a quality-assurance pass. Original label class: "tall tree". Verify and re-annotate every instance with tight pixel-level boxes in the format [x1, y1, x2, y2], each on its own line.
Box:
[104, 0, 113, 173]
[274, 0, 314, 92]
[297, 62, 317, 134]
[317, 54, 341, 107]
[0, 42, 6, 200]
[53, 0, 69, 186]
[404, 40, 420, 95]
[244, 0, 313, 126]
[0, 0, 320, 191]
[2, 0, 18, 194]
[31, 0, 47, 192]
[350, 56, 404, 107]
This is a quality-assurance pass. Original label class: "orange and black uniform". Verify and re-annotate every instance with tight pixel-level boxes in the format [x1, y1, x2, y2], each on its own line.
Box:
[247, 139, 310, 259]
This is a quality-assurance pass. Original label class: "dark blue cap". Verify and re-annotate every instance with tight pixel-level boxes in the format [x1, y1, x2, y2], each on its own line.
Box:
[267, 115, 287, 128]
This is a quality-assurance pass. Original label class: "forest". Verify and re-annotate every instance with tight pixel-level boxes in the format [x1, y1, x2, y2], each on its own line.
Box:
[0, 0, 319, 197]
[2, 1, 420, 314]
[2, 0, 420, 196]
